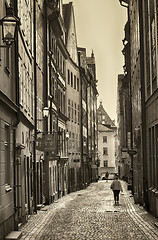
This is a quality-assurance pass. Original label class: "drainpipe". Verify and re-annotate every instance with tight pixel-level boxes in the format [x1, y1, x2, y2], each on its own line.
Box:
[138, 0, 148, 211]
[13, 0, 20, 230]
[43, 0, 49, 205]
[33, 0, 37, 213]
[78, 52, 84, 189]
[119, 0, 134, 194]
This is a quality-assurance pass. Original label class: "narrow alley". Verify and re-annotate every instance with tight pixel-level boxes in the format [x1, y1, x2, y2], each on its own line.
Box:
[19, 181, 158, 240]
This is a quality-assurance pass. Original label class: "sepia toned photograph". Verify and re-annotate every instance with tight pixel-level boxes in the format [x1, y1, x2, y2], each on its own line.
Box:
[0, 0, 158, 239]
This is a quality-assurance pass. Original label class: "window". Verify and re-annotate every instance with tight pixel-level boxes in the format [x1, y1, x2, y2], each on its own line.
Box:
[71, 72, 73, 87]
[68, 99, 71, 119]
[75, 103, 77, 122]
[68, 69, 70, 84]
[5, 125, 10, 184]
[77, 78, 79, 91]
[63, 60, 65, 75]
[151, 19, 157, 92]
[71, 101, 73, 121]
[103, 136, 107, 143]
[74, 75, 76, 89]
[51, 76, 55, 97]
[104, 160, 108, 167]
[103, 147, 108, 155]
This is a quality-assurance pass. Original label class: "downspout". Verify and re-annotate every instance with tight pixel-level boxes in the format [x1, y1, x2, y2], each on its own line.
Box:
[119, 0, 134, 194]
[13, 0, 20, 230]
[138, 0, 148, 210]
[78, 52, 84, 189]
[43, 0, 49, 205]
[33, 0, 37, 213]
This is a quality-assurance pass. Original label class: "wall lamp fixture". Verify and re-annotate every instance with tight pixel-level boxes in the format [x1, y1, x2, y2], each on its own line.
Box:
[0, 4, 20, 48]
[37, 107, 50, 121]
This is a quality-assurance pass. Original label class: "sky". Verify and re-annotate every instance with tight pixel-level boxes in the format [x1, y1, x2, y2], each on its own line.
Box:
[63, 0, 127, 121]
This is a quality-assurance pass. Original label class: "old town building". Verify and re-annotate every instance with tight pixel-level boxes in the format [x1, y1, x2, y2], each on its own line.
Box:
[63, 2, 81, 191]
[78, 48, 98, 185]
[0, 1, 19, 238]
[86, 51, 98, 181]
[97, 101, 117, 178]
[44, 0, 69, 205]
[119, 0, 158, 217]
[0, 1, 99, 238]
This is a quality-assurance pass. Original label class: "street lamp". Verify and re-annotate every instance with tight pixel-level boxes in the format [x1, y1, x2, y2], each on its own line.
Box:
[0, 4, 20, 47]
[37, 107, 50, 121]
[43, 107, 49, 118]
[65, 130, 69, 140]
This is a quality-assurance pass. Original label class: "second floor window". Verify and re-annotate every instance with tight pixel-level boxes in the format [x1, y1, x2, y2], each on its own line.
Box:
[103, 136, 107, 143]
[103, 147, 108, 155]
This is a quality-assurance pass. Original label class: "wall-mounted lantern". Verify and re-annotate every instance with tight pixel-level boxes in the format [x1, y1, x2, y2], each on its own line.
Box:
[65, 131, 69, 140]
[0, 4, 20, 47]
[37, 107, 50, 121]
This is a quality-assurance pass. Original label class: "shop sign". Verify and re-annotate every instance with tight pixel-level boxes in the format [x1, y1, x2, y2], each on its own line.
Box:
[36, 134, 57, 152]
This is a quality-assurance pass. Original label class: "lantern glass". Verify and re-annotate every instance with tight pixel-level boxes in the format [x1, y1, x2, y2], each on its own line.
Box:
[0, 5, 20, 46]
[2, 17, 17, 44]
[43, 107, 49, 118]
[66, 131, 69, 139]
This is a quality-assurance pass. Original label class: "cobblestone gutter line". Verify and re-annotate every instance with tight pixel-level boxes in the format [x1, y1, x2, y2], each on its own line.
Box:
[122, 182, 158, 239]
[19, 192, 80, 239]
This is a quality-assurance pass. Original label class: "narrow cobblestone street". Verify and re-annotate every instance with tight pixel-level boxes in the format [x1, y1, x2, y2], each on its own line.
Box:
[19, 181, 158, 240]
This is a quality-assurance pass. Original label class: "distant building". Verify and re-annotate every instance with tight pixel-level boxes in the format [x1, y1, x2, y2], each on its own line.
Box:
[63, 2, 81, 192]
[78, 48, 98, 185]
[97, 101, 117, 177]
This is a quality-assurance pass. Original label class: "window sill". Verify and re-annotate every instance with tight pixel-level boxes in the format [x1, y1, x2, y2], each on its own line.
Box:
[5, 184, 12, 192]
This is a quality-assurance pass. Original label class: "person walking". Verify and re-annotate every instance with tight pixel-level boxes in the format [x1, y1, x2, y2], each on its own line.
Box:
[105, 171, 109, 182]
[110, 176, 123, 205]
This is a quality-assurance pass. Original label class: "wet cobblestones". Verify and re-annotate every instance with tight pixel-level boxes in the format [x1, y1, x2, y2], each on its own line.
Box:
[19, 181, 158, 239]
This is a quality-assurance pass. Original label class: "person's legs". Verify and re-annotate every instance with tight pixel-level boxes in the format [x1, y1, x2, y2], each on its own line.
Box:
[116, 190, 120, 204]
[113, 190, 117, 204]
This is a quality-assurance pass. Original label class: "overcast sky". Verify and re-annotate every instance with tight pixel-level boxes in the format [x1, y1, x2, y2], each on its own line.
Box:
[63, 0, 127, 121]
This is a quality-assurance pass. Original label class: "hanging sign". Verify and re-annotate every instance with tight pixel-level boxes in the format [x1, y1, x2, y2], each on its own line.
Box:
[36, 134, 57, 153]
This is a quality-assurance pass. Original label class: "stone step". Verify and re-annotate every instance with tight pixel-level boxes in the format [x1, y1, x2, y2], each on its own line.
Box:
[5, 231, 22, 240]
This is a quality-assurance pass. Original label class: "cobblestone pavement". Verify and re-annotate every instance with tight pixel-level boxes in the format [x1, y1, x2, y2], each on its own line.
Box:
[19, 181, 158, 240]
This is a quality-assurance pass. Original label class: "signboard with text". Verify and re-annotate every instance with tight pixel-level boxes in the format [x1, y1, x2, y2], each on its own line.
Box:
[36, 134, 57, 153]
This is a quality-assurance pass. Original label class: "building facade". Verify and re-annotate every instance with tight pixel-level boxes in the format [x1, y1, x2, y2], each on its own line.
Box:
[86, 52, 98, 182]
[97, 101, 117, 177]
[78, 48, 98, 185]
[0, 1, 99, 238]
[63, 2, 81, 192]
[0, 1, 19, 238]
[119, 0, 158, 216]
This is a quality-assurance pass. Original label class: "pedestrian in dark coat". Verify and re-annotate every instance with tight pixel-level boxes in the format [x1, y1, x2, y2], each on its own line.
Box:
[105, 171, 109, 182]
[110, 176, 123, 205]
